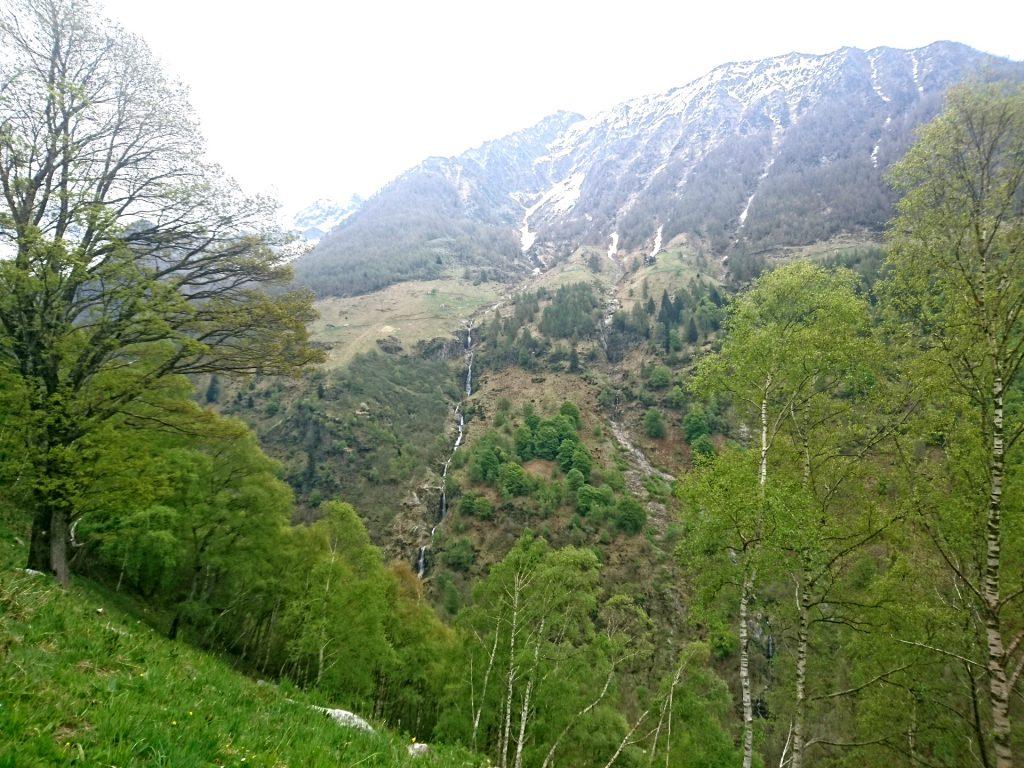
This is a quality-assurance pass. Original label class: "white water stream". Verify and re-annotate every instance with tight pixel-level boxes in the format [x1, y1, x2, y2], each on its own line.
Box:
[417, 326, 474, 578]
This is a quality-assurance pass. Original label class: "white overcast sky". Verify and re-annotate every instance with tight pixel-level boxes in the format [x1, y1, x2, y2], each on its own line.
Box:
[103, 0, 1023, 216]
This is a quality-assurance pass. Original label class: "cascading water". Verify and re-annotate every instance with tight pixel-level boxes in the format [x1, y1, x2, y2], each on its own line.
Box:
[417, 326, 473, 578]
[465, 327, 473, 396]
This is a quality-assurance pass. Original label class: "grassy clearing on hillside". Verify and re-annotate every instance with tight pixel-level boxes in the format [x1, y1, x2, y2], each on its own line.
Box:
[618, 246, 719, 313]
[524, 247, 616, 294]
[310, 276, 503, 368]
[761, 234, 882, 265]
[0, 539, 479, 768]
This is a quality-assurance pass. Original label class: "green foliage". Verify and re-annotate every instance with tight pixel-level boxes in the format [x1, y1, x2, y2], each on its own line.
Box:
[497, 462, 530, 498]
[614, 497, 647, 534]
[565, 468, 586, 493]
[667, 384, 688, 410]
[0, 3, 321, 582]
[576, 484, 614, 516]
[646, 365, 673, 389]
[643, 408, 667, 438]
[534, 424, 563, 460]
[442, 537, 476, 571]
[514, 425, 535, 461]
[690, 434, 716, 458]
[0, 565, 478, 768]
[538, 283, 601, 339]
[558, 401, 582, 428]
[682, 406, 711, 443]
[458, 493, 493, 520]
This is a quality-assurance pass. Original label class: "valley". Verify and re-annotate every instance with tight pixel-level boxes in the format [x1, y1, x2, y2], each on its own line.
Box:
[2, 5, 1023, 766]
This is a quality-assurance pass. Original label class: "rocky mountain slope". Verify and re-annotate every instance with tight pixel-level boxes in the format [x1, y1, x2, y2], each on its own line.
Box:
[294, 42, 1022, 297]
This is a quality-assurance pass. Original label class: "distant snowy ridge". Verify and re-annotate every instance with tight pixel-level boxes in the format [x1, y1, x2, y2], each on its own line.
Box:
[291, 196, 363, 242]
[295, 42, 1024, 298]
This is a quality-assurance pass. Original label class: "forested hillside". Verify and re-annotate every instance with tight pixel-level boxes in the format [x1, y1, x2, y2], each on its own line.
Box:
[1, 1, 1023, 767]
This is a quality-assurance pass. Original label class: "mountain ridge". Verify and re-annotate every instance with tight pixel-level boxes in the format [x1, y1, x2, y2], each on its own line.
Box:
[294, 41, 1023, 297]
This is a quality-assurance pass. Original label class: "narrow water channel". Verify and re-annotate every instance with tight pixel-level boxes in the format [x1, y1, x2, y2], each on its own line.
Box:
[417, 326, 473, 578]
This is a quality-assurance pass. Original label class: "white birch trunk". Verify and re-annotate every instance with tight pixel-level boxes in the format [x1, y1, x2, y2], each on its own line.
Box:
[514, 618, 545, 768]
[740, 571, 755, 768]
[791, 576, 809, 768]
[500, 575, 522, 768]
[472, 623, 502, 751]
[984, 373, 1013, 768]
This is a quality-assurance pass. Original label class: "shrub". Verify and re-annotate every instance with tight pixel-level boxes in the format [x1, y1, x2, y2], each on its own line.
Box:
[558, 401, 582, 429]
[571, 445, 593, 479]
[534, 424, 562, 460]
[691, 434, 716, 458]
[647, 365, 672, 389]
[565, 468, 585, 492]
[668, 385, 687, 410]
[459, 493, 493, 520]
[643, 408, 666, 438]
[576, 484, 613, 515]
[442, 537, 476, 571]
[615, 497, 647, 534]
[497, 462, 529, 498]
[682, 406, 711, 442]
[514, 426, 535, 461]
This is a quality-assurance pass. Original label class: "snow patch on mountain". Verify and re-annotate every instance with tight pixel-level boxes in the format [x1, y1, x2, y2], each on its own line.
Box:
[871, 115, 893, 169]
[650, 225, 663, 259]
[910, 52, 924, 93]
[519, 172, 585, 252]
[869, 54, 891, 103]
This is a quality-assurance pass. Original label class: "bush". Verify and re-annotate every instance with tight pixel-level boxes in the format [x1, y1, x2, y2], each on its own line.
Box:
[442, 537, 476, 571]
[615, 497, 647, 534]
[571, 445, 592, 479]
[459, 493, 493, 520]
[566, 468, 585, 492]
[534, 424, 562, 460]
[514, 426, 535, 461]
[682, 406, 711, 442]
[691, 434, 716, 458]
[497, 462, 530, 498]
[558, 401, 582, 429]
[643, 408, 666, 438]
[647, 365, 672, 389]
[668, 385, 687, 410]
[576, 484, 613, 515]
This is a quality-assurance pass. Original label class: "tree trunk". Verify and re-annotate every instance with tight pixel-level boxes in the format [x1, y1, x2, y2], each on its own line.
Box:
[984, 374, 1013, 768]
[500, 578, 521, 768]
[514, 618, 544, 768]
[473, 624, 502, 751]
[49, 506, 70, 587]
[27, 505, 50, 572]
[791, 576, 810, 768]
[759, 376, 771, 490]
[739, 572, 755, 768]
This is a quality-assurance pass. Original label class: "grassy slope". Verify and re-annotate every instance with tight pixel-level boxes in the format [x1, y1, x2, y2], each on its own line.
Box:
[0, 539, 478, 768]
[310, 275, 503, 368]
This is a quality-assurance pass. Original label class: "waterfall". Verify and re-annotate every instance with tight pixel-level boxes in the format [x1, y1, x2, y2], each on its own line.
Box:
[416, 326, 473, 578]
[465, 327, 473, 396]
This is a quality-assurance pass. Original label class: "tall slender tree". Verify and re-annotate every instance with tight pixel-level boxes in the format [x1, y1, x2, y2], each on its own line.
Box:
[882, 83, 1024, 768]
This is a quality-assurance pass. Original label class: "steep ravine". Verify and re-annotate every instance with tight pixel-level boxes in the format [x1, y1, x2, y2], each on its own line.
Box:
[417, 326, 474, 577]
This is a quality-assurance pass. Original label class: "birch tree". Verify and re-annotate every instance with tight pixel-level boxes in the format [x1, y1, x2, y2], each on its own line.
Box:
[690, 261, 874, 767]
[882, 83, 1024, 768]
[440, 534, 638, 768]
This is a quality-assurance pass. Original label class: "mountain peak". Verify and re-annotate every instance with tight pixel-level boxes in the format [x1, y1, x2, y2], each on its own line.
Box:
[295, 42, 1023, 298]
